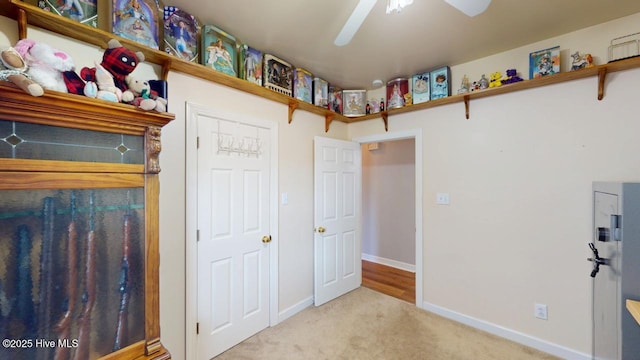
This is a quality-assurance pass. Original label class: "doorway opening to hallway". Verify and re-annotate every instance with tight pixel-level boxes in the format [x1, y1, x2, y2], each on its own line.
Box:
[357, 135, 420, 306]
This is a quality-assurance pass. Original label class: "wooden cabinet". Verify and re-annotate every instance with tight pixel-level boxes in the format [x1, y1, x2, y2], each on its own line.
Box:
[0, 82, 174, 359]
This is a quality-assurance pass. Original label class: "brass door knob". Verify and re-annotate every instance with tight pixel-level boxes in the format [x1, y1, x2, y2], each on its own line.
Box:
[315, 226, 326, 233]
[261, 235, 272, 243]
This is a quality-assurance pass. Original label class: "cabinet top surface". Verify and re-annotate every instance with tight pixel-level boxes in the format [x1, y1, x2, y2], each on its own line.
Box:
[0, 82, 174, 135]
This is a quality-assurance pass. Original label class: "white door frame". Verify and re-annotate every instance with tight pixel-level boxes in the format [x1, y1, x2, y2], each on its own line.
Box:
[353, 129, 423, 308]
[185, 102, 279, 360]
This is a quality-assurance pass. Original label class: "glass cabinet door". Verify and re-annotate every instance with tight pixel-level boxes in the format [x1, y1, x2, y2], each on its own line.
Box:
[0, 188, 146, 360]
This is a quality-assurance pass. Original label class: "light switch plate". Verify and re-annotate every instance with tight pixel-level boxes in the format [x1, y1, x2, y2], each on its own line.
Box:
[436, 193, 450, 205]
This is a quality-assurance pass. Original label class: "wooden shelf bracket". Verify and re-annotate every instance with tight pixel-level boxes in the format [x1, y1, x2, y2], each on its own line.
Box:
[161, 60, 171, 82]
[288, 101, 298, 124]
[325, 113, 334, 133]
[381, 112, 389, 131]
[17, 8, 27, 39]
[598, 67, 607, 100]
[464, 95, 470, 119]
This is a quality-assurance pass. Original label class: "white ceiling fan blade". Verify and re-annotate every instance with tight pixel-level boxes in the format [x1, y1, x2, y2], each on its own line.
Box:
[334, 0, 378, 46]
[444, 0, 491, 17]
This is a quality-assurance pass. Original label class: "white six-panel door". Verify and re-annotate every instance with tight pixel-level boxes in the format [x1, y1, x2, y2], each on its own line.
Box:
[314, 136, 362, 306]
[196, 114, 271, 359]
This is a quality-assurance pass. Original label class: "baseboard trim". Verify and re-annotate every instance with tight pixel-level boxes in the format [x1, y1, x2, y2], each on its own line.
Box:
[277, 296, 314, 324]
[421, 301, 591, 360]
[361, 253, 416, 273]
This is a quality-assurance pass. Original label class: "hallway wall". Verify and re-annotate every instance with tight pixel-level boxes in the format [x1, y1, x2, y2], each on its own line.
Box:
[361, 139, 415, 269]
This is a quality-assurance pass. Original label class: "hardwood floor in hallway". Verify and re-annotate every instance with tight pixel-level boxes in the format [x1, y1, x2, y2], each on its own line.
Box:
[361, 260, 415, 304]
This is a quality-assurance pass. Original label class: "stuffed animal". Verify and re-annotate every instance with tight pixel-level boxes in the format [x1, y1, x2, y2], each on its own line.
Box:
[13, 39, 76, 93]
[501, 69, 524, 85]
[80, 39, 144, 94]
[83, 61, 123, 102]
[124, 75, 168, 112]
[489, 72, 502, 88]
[0, 46, 44, 96]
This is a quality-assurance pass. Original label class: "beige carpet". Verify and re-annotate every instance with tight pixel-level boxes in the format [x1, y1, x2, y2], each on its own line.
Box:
[215, 287, 560, 360]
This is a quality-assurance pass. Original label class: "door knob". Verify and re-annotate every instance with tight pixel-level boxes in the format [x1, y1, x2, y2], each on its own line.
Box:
[261, 235, 272, 243]
[315, 226, 326, 233]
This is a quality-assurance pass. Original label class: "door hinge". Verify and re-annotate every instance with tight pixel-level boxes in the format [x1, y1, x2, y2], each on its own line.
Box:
[196, 322, 199, 334]
[197, 229, 200, 242]
[197, 136, 200, 149]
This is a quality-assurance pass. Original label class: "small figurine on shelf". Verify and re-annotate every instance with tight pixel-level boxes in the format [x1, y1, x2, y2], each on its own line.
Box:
[457, 74, 470, 94]
[379, 98, 385, 112]
[584, 53, 595, 68]
[368, 99, 379, 113]
[489, 72, 502, 88]
[571, 51, 589, 71]
[501, 69, 524, 85]
[478, 74, 489, 90]
[404, 92, 412, 106]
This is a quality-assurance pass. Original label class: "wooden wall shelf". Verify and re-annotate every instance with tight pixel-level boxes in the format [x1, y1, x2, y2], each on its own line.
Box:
[3, 0, 640, 132]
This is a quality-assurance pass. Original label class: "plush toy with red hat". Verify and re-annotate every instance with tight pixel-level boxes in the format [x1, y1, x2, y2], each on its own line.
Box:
[65, 38, 144, 96]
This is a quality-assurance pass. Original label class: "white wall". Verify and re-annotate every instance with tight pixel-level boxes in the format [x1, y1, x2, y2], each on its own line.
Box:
[2, 10, 640, 359]
[361, 139, 415, 268]
[349, 12, 640, 357]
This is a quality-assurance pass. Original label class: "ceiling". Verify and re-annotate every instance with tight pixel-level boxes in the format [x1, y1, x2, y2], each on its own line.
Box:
[168, 0, 640, 90]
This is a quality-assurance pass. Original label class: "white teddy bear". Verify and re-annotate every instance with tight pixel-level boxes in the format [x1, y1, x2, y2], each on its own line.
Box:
[124, 75, 168, 112]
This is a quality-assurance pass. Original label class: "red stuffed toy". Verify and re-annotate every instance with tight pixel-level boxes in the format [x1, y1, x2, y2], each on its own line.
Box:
[65, 39, 144, 95]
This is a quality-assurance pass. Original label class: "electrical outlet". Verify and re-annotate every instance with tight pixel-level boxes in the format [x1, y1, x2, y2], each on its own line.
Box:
[534, 303, 548, 320]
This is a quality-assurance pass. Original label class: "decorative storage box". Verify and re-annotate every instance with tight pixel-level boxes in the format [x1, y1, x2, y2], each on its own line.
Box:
[201, 24, 239, 77]
[328, 85, 343, 114]
[113, 0, 162, 49]
[34, 0, 98, 27]
[343, 89, 367, 117]
[240, 44, 263, 86]
[293, 68, 313, 104]
[529, 46, 560, 79]
[263, 54, 293, 96]
[163, 6, 199, 63]
[313, 77, 328, 108]
[430, 66, 451, 99]
[412, 72, 430, 104]
[386, 78, 408, 109]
